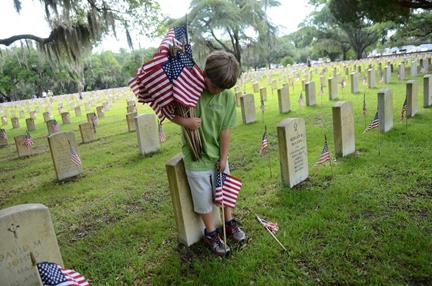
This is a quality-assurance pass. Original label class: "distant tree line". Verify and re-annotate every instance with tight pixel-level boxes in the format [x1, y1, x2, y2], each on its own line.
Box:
[0, 47, 155, 102]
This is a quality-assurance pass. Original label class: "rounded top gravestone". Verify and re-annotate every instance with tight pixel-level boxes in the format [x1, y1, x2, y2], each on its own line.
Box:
[0, 204, 63, 286]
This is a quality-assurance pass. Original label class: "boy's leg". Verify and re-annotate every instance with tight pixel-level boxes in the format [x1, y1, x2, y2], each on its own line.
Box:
[200, 212, 216, 232]
[186, 169, 230, 256]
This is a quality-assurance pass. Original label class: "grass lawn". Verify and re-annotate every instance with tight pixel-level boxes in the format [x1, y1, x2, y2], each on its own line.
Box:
[1, 65, 431, 285]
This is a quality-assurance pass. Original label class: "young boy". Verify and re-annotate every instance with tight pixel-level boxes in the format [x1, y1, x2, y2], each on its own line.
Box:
[171, 50, 245, 256]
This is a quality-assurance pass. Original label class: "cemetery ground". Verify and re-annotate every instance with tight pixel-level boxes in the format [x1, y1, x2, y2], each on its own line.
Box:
[1, 73, 431, 285]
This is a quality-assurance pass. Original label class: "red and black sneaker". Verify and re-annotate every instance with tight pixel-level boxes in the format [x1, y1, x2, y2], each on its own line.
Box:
[203, 231, 230, 257]
[226, 219, 246, 242]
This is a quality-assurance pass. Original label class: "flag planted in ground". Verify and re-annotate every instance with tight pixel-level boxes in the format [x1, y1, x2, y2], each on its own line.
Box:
[259, 126, 268, 155]
[362, 92, 368, 116]
[23, 131, 33, 148]
[315, 136, 331, 165]
[363, 112, 380, 133]
[52, 120, 60, 133]
[260, 95, 265, 113]
[401, 97, 408, 120]
[340, 78, 346, 88]
[0, 128, 6, 139]
[37, 262, 90, 286]
[159, 122, 166, 143]
[70, 146, 82, 167]
[298, 91, 305, 107]
[214, 172, 242, 208]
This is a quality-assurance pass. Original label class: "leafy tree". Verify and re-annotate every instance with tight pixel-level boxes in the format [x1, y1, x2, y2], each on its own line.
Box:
[187, 0, 280, 68]
[329, 0, 432, 23]
[0, 0, 161, 63]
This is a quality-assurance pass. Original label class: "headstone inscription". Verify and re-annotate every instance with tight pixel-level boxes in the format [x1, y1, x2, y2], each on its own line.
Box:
[11, 117, 19, 129]
[26, 118, 36, 131]
[277, 118, 308, 188]
[0, 204, 63, 286]
[47, 132, 82, 180]
[14, 135, 33, 157]
[79, 122, 96, 143]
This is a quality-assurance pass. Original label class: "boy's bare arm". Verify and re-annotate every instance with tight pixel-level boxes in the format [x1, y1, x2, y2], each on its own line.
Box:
[218, 128, 231, 171]
[170, 115, 201, 130]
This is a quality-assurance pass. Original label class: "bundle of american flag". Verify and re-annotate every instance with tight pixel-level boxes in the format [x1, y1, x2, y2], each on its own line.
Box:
[128, 25, 205, 160]
[315, 136, 331, 165]
[363, 112, 380, 133]
[214, 172, 242, 208]
[23, 130, 33, 148]
[37, 261, 90, 286]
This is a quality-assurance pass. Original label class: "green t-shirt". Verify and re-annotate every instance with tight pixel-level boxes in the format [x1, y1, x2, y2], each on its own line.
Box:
[182, 89, 236, 171]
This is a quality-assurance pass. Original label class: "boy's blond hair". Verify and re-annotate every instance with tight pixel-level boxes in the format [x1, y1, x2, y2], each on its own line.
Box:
[204, 50, 240, 89]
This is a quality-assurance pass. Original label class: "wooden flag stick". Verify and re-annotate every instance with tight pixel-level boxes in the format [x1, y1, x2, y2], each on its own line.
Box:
[219, 171, 228, 254]
[256, 214, 287, 252]
[221, 205, 227, 254]
[377, 124, 381, 156]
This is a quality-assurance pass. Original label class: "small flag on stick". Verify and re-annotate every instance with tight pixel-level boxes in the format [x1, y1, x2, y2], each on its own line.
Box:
[214, 172, 242, 209]
[260, 95, 265, 113]
[315, 135, 331, 165]
[70, 145, 82, 167]
[159, 121, 166, 143]
[362, 92, 368, 116]
[401, 97, 408, 120]
[37, 262, 91, 286]
[23, 130, 33, 149]
[259, 126, 268, 155]
[298, 91, 305, 107]
[256, 214, 287, 252]
[363, 112, 380, 133]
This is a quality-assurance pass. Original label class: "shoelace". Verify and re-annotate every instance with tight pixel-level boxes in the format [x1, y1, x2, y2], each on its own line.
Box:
[213, 236, 225, 248]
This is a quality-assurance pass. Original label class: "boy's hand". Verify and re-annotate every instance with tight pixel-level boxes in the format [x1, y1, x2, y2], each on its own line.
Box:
[183, 117, 201, 130]
[217, 158, 227, 172]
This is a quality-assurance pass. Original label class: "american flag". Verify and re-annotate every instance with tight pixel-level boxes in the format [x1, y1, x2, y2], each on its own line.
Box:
[256, 215, 279, 234]
[0, 128, 6, 139]
[70, 146, 82, 167]
[259, 126, 268, 155]
[52, 120, 60, 133]
[315, 136, 330, 165]
[401, 97, 408, 120]
[128, 26, 205, 121]
[260, 95, 265, 113]
[23, 131, 33, 148]
[340, 78, 346, 88]
[362, 92, 368, 116]
[298, 91, 305, 107]
[37, 262, 90, 286]
[214, 172, 242, 209]
[159, 122, 166, 143]
[363, 112, 380, 133]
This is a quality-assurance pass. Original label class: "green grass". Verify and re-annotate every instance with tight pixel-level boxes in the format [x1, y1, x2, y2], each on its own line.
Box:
[1, 66, 431, 285]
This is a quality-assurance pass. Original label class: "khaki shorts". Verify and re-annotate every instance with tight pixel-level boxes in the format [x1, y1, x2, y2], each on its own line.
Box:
[186, 164, 230, 214]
